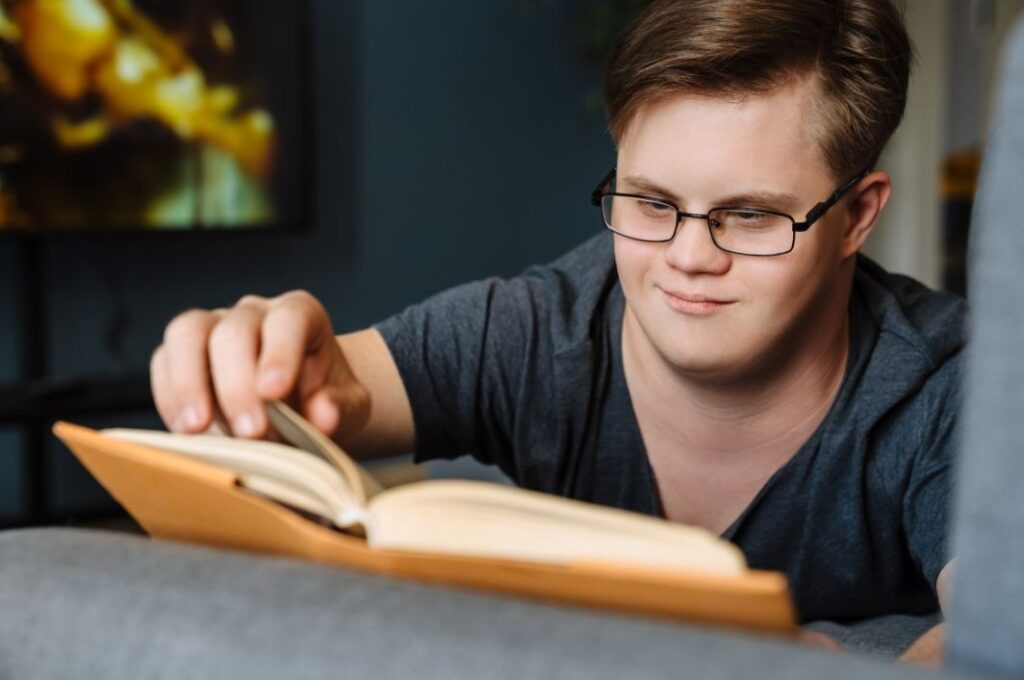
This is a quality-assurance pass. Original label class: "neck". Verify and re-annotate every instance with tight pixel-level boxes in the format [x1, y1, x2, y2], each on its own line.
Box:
[622, 301, 849, 458]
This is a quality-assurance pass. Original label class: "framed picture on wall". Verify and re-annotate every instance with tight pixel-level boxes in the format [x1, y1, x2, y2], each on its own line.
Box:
[0, 0, 310, 233]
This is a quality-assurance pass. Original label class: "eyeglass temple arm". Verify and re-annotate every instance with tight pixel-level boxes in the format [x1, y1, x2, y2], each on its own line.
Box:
[591, 167, 617, 206]
[793, 168, 870, 232]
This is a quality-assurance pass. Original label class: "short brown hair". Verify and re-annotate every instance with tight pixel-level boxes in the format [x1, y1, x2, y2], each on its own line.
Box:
[603, 0, 913, 179]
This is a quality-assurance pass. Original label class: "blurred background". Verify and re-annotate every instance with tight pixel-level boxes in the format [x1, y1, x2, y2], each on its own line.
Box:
[0, 0, 1019, 527]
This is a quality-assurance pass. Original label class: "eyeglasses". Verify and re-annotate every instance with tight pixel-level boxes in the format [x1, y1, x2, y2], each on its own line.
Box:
[590, 168, 869, 257]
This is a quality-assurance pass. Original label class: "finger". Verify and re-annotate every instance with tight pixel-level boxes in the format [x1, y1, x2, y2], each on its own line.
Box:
[294, 343, 337, 404]
[256, 292, 332, 400]
[150, 345, 177, 431]
[157, 309, 223, 433]
[293, 340, 354, 433]
[208, 296, 269, 438]
[302, 379, 370, 438]
[302, 386, 343, 436]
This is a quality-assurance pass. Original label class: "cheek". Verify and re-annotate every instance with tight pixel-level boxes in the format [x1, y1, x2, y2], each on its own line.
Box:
[741, 238, 840, 323]
[613, 238, 656, 289]
[744, 258, 806, 301]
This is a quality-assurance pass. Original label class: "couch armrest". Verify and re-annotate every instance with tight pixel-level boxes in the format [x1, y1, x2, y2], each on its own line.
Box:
[0, 528, 965, 680]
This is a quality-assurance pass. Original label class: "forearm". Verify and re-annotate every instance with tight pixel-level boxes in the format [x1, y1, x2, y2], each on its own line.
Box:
[334, 328, 417, 460]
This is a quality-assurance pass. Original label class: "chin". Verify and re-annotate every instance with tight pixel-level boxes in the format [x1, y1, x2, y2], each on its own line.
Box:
[654, 341, 743, 379]
[647, 314, 787, 384]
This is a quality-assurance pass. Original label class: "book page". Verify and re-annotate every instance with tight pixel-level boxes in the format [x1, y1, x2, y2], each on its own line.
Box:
[365, 480, 746, 574]
[102, 428, 370, 529]
[265, 401, 383, 502]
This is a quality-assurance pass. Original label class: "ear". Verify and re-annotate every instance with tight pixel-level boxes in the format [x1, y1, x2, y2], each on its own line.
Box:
[839, 171, 892, 259]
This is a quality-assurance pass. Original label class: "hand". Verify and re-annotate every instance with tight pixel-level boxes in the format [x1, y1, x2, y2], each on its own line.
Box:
[796, 629, 842, 653]
[899, 561, 953, 667]
[150, 291, 370, 440]
[899, 623, 944, 667]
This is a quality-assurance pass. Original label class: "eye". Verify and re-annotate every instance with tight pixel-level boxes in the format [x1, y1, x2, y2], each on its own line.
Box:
[717, 209, 775, 228]
[734, 210, 771, 224]
[634, 198, 673, 218]
[712, 208, 790, 234]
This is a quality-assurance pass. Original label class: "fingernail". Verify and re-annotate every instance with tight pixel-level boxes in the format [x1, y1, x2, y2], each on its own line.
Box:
[176, 405, 201, 432]
[233, 412, 256, 438]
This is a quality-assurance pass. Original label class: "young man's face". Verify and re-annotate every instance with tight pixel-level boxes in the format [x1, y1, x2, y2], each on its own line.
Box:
[614, 78, 860, 382]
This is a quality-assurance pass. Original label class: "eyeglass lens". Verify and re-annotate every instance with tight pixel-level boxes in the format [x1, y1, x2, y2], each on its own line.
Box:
[600, 195, 795, 256]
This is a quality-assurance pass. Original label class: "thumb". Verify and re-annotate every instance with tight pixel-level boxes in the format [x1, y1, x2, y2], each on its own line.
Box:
[301, 382, 370, 439]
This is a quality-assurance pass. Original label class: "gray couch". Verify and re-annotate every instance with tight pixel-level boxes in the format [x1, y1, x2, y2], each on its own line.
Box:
[0, 528, 955, 680]
[2, 16, 1021, 680]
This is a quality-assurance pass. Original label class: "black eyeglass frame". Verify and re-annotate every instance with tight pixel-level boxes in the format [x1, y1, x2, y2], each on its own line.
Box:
[589, 167, 870, 256]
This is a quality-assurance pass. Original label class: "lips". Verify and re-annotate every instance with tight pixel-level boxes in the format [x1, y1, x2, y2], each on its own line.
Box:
[658, 287, 735, 314]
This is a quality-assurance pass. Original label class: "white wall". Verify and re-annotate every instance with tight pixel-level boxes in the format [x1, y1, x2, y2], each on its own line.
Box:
[864, 0, 1024, 287]
[864, 0, 949, 288]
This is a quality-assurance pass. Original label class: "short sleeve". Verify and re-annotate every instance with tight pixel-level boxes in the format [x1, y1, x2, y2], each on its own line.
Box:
[374, 276, 544, 478]
[373, 234, 618, 481]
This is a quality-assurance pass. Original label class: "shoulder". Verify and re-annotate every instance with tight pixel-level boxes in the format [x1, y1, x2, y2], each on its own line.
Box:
[506, 232, 620, 352]
[519, 232, 617, 300]
[844, 256, 965, 486]
[376, 233, 619, 355]
[852, 255, 966, 372]
[370, 234, 621, 473]
[841, 256, 965, 465]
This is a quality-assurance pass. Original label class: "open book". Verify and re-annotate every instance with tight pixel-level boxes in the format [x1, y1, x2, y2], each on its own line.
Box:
[53, 401, 795, 633]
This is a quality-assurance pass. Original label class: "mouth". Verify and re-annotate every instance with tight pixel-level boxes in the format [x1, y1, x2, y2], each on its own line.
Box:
[658, 287, 736, 315]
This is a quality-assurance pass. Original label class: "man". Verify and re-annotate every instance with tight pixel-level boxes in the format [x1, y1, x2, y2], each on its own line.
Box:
[150, 0, 961, 663]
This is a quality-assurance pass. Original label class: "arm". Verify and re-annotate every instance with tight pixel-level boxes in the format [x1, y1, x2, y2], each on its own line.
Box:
[899, 559, 955, 666]
[333, 328, 415, 460]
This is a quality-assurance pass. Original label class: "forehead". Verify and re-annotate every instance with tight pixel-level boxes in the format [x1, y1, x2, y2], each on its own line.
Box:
[617, 78, 832, 193]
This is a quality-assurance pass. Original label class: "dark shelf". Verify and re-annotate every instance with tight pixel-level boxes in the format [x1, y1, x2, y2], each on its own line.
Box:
[0, 373, 153, 527]
[0, 504, 132, 531]
[0, 374, 153, 424]
[5, 233, 154, 526]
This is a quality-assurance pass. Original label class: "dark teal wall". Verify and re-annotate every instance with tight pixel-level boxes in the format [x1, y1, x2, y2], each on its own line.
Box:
[0, 244, 22, 516]
[0, 1, 614, 520]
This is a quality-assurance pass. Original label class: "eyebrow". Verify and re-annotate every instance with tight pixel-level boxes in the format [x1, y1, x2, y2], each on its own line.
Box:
[619, 174, 802, 212]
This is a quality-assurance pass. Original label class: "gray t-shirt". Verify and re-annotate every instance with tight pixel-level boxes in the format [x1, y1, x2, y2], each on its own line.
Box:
[375, 233, 965, 623]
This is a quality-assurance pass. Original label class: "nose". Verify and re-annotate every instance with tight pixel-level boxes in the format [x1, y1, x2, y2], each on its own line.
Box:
[663, 213, 732, 274]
